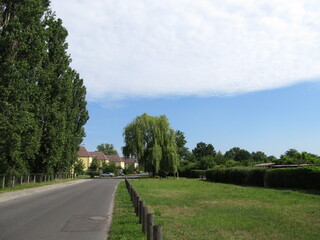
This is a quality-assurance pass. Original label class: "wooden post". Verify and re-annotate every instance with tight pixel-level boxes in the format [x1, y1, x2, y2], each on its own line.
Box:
[147, 213, 154, 240]
[142, 206, 148, 233]
[153, 225, 162, 240]
[139, 200, 144, 224]
[136, 195, 140, 216]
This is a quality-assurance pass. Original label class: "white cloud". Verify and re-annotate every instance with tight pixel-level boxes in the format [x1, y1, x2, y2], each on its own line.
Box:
[51, 0, 320, 101]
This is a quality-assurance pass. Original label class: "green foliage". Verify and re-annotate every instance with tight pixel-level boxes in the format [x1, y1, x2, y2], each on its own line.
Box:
[0, 1, 88, 175]
[88, 158, 100, 178]
[190, 170, 206, 178]
[123, 113, 179, 175]
[206, 167, 267, 187]
[101, 162, 117, 174]
[265, 167, 320, 190]
[192, 142, 216, 159]
[96, 143, 118, 155]
[73, 159, 85, 175]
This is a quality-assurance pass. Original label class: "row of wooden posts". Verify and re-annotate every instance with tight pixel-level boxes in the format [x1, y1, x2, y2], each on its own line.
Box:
[125, 178, 162, 240]
[1, 173, 74, 189]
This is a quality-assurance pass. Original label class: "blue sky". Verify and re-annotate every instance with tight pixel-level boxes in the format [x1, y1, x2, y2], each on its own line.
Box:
[83, 81, 320, 157]
[51, 0, 320, 157]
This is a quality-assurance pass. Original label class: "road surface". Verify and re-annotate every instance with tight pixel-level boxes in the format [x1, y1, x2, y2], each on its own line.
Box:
[0, 179, 121, 240]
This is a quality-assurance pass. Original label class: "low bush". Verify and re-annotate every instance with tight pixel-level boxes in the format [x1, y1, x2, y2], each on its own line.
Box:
[265, 167, 320, 189]
[206, 167, 266, 187]
[206, 167, 320, 190]
[190, 170, 206, 178]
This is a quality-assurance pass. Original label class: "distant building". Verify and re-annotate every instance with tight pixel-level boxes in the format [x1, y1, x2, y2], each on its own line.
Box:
[89, 151, 109, 166]
[106, 155, 125, 169]
[77, 146, 92, 170]
[77, 146, 138, 171]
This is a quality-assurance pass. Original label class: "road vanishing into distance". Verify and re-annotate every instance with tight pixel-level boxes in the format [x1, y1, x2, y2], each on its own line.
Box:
[0, 179, 121, 240]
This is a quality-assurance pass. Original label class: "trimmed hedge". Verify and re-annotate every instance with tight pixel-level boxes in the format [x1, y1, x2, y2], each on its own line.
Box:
[206, 167, 320, 190]
[265, 167, 320, 190]
[206, 167, 267, 187]
[190, 170, 206, 178]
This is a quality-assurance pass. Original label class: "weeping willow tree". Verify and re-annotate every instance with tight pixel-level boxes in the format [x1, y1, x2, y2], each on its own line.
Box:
[123, 113, 179, 176]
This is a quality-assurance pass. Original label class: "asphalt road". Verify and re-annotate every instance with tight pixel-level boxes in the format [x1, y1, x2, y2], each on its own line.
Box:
[0, 179, 121, 240]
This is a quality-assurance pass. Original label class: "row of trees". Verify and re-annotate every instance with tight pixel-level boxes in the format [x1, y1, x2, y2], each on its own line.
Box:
[122, 114, 320, 176]
[0, 0, 89, 175]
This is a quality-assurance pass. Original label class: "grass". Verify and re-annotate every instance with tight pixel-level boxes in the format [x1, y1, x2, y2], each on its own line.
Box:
[0, 178, 75, 194]
[127, 178, 320, 240]
[108, 181, 145, 240]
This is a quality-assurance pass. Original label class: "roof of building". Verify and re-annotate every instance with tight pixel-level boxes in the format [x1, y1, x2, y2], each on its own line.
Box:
[106, 155, 122, 162]
[121, 157, 137, 163]
[78, 146, 91, 157]
[89, 151, 109, 160]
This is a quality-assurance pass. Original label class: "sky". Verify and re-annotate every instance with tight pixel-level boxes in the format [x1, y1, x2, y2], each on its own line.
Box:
[51, 0, 320, 157]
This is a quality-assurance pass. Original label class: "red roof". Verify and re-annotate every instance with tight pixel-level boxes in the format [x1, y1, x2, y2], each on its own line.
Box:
[89, 151, 108, 160]
[121, 157, 137, 164]
[106, 155, 122, 162]
[78, 146, 91, 157]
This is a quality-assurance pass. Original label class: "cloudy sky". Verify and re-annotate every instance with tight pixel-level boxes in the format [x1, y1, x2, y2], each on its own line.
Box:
[51, 0, 320, 157]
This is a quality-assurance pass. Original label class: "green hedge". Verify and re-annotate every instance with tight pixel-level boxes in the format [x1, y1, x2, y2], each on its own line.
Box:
[190, 170, 206, 178]
[206, 167, 267, 187]
[265, 167, 320, 189]
[206, 167, 320, 190]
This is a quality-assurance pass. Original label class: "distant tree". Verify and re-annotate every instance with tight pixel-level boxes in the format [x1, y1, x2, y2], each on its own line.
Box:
[197, 156, 216, 170]
[225, 147, 251, 162]
[97, 143, 118, 155]
[89, 158, 100, 178]
[285, 149, 299, 158]
[123, 113, 179, 175]
[215, 151, 227, 165]
[102, 162, 117, 174]
[251, 151, 268, 163]
[192, 142, 216, 159]
[175, 130, 190, 161]
[267, 155, 278, 163]
[73, 159, 85, 175]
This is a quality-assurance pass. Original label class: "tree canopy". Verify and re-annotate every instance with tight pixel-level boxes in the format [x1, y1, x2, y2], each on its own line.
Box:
[0, 0, 88, 175]
[122, 113, 179, 175]
[96, 143, 118, 155]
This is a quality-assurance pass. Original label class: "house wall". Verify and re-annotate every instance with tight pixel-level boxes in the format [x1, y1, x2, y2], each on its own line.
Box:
[78, 156, 92, 171]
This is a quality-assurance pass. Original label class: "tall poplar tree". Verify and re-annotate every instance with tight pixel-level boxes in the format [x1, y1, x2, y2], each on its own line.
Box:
[0, 0, 88, 174]
[123, 113, 179, 175]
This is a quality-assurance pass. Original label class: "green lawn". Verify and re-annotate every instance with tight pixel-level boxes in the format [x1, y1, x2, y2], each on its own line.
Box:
[124, 178, 320, 240]
[108, 182, 145, 240]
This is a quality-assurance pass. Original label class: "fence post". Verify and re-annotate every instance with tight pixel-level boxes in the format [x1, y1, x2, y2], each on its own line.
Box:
[2, 176, 5, 189]
[153, 225, 162, 240]
[136, 195, 140, 216]
[139, 200, 144, 224]
[147, 213, 154, 240]
[142, 206, 148, 233]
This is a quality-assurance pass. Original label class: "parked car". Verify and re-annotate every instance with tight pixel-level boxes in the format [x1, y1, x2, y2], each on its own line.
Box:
[100, 172, 114, 177]
[118, 172, 125, 176]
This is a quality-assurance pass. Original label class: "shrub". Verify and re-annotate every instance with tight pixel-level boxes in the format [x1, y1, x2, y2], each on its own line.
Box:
[265, 167, 320, 190]
[190, 170, 206, 178]
[206, 167, 267, 187]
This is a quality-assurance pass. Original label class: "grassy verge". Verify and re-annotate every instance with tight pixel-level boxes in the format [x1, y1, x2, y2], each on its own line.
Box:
[130, 178, 320, 240]
[0, 178, 75, 194]
[108, 181, 145, 240]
